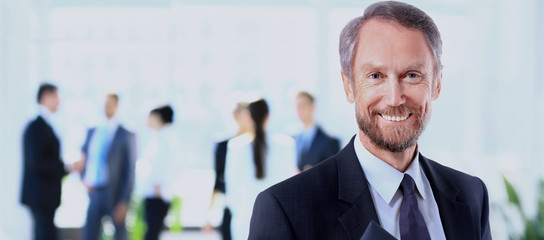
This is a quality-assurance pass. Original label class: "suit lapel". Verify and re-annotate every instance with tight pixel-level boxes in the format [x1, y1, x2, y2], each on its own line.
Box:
[419, 155, 476, 239]
[106, 126, 122, 162]
[307, 126, 322, 154]
[336, 136, 380, 240]
[302, 127, 322, 166]
[338, 186, 380, 240]
[37, 116, 60, 146]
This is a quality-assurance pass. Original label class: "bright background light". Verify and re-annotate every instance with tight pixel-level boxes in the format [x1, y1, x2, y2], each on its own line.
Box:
[1, 0, 543, 239]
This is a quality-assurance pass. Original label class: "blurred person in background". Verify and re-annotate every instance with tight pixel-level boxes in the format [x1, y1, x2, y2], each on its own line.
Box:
[294, 91, 340, 172]
[21, 83, 75, 240]
[203, 102, 252, 240]
[140, 105, 180, 240]
[79, 93, 136, 240]
[249, 1, 491, 239]
[225, 99, 297, 239]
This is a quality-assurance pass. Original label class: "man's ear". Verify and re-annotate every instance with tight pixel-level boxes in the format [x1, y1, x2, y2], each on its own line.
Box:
[433, 69, 442, 100]
[341, 70, 355, 103]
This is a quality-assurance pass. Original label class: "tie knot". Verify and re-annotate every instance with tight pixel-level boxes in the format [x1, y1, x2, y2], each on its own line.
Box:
[400, 174, 416, 196]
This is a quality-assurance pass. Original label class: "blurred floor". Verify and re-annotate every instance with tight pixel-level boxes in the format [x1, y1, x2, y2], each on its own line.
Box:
[161, 230, 220, 240]
[59, 229, 221, 240]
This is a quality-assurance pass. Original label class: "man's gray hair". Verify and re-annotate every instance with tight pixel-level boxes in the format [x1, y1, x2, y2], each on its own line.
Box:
[339, 1, 442, 81]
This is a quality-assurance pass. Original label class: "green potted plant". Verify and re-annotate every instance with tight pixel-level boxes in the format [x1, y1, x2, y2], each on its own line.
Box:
[502, 176, 544, 239]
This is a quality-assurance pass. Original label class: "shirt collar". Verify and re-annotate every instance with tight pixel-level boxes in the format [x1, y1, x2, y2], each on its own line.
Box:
[353, 133, 427, 204]
[302, 123, 317, 133]
[158, 124, 172, 136]
[107, 116, 119, 126]
[301, 124, 317, 138]
[100, 116, 120, 132]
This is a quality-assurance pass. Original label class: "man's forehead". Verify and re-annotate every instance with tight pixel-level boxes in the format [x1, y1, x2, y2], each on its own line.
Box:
[359, 62, 430, 71]
[354, 18, 434, 69]
[358, 18, 425, 42]
[297, 96, 314, 104]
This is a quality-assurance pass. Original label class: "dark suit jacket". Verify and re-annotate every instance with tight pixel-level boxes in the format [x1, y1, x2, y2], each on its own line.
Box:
[213, 139, 233, 240]
[81, 125, 136, 208]
[296, 126, 340, 171]
[213, 139, 229, 193]
[249, 136, 491, 240]
[20, 116, 67, 210]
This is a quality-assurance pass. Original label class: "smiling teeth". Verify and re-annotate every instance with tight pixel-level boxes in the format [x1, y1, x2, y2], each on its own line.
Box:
[382, 115, 409, 121]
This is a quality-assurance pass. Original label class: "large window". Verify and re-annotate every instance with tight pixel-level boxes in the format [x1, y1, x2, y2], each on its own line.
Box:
[47, 4, 321, 228]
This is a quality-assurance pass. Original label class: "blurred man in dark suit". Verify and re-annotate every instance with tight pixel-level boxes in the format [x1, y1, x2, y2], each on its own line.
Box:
[21, 83, 67, 240]
[294, 91, 340, 171]
[79, 94, 136, 240]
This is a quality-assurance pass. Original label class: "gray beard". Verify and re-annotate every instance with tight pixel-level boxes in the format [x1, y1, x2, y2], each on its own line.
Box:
[356, 105, 429, 153]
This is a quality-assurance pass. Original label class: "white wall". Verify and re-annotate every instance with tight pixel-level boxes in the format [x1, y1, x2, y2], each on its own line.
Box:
[0, 0, 33, 239]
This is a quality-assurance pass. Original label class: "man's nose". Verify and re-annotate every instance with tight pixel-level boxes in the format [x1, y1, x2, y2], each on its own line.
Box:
[385, 78, 405, 107]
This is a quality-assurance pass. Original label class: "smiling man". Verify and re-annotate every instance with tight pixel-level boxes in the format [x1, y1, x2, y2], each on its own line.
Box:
[249, 1, 491, 240]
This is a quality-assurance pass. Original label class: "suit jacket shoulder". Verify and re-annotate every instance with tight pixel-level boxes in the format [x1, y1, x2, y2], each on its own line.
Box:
[423, 157, 484, 189]
[419, 155, 491, 240]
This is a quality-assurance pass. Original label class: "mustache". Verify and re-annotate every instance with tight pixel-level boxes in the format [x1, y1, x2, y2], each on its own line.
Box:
[370, 104, 420, 116]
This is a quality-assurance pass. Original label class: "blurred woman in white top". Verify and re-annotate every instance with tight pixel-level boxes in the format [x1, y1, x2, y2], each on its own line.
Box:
[225, 99, 297, 240]
[140, 105, 180, 240]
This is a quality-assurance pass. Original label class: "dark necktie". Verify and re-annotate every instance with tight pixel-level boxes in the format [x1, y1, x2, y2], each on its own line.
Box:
[399, 174, 431, 240]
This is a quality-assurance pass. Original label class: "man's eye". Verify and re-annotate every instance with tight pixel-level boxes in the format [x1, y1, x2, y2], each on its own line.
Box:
[407, 73, 419, 78]
[369, 73, 380, 79]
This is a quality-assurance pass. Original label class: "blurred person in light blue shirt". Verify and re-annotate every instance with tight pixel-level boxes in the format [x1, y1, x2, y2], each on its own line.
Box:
[79, 94, 136, 240]
[294, 91, 340, 172]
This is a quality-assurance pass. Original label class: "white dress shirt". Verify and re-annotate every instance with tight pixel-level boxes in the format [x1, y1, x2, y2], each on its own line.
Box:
[140, 125, 181, 201]
[225, 133, 298, 240]
[353, 133, 446, 240]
